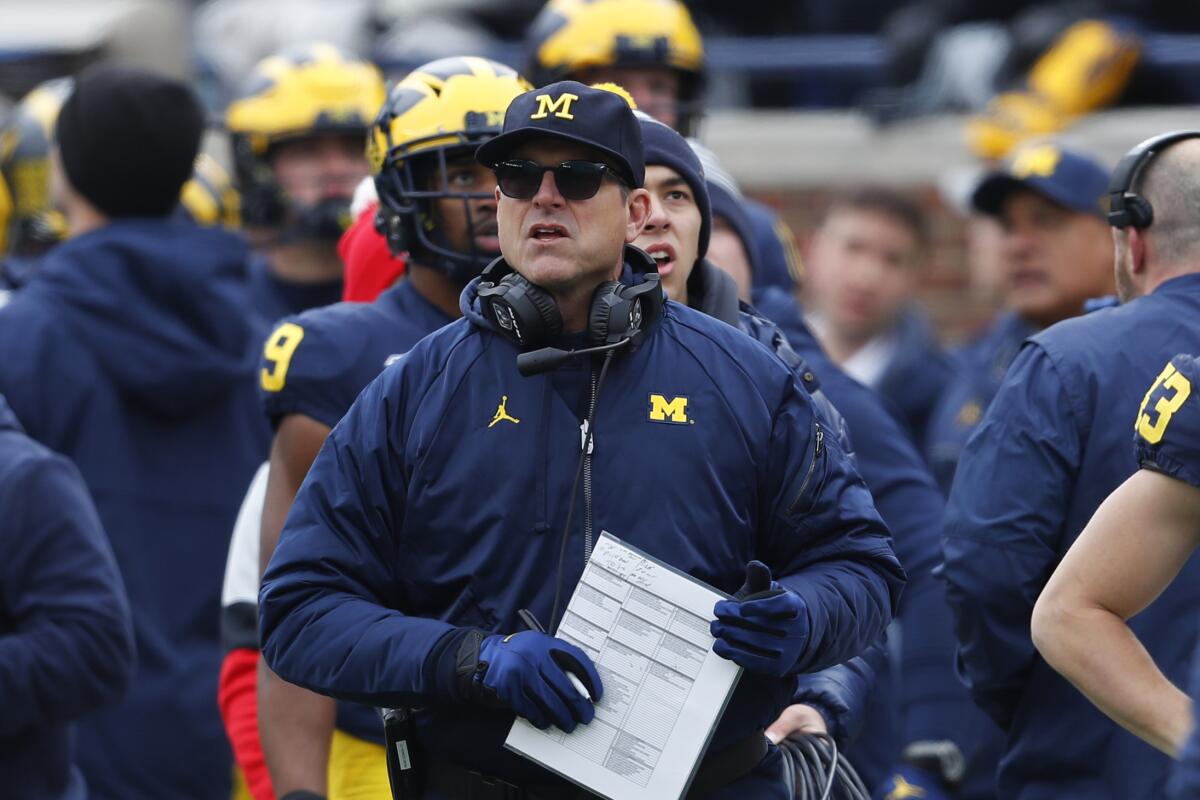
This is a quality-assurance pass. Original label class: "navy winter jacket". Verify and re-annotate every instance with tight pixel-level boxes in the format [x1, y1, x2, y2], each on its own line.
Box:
[0, 218, 271, 799]
[943, 273, 1200, 799]
[260, 252, 904, 798]
[0, 395, 135, 800]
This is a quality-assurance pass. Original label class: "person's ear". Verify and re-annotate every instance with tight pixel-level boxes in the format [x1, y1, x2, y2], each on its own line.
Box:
[625, 188, 651, 242]
[1128, 225, 1148, 276]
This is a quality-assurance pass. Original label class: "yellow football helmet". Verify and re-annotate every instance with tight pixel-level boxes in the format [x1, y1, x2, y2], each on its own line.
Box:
[225, 43, 385, 233]
[179, 153, 240, 230]
[0, 77, 72, 258]
[371, 56, 530, 281]
[527, 0, 704, 132]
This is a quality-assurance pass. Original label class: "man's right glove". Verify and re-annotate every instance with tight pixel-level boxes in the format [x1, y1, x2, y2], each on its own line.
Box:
[711, 561, 810, 677]
[455, 630, 603, 733]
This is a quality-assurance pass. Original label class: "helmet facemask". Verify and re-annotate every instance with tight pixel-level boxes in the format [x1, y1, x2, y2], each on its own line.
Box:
[375, 130, 501, 286]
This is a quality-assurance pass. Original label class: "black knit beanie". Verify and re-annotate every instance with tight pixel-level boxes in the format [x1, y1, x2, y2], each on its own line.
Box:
[636, 112, 711, 258]
[56, 63, 204, 219]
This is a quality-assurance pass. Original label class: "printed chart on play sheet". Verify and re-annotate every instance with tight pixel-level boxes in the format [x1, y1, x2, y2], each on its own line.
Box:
[505, 532, 742, 800]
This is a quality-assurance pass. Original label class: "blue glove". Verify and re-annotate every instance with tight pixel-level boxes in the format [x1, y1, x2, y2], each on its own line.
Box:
[469, 631, 603, 732]
[872, 765, 954, 800]
[710, 561, 809, 677]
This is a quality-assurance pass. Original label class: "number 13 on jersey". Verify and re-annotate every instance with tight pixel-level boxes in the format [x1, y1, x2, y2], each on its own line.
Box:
[1136, 359, 1193, 444]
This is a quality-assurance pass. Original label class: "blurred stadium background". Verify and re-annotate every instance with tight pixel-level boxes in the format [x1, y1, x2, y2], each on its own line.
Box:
[4, 0, 1199, 342]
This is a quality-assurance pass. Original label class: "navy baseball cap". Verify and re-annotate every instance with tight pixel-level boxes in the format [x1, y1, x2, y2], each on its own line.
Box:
[475, 80, 645, 188]
[972, 141, 1110, 219]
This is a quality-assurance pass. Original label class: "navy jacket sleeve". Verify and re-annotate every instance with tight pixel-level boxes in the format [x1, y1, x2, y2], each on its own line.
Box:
[258, 366, 464, 708]
[0, 450, 135, 735]
[764, 378, 907, 674]
[941, 342, 1080, 729]
[792, 642, 884, 746]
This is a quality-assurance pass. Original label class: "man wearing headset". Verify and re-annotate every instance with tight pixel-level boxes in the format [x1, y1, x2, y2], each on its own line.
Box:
[941, 132, 1200, 799]
[259, 81, 904, 799]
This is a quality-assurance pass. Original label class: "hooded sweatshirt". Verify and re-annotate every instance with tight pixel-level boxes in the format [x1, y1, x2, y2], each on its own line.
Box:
[0, 394, 135, 800]
[0, 218, 271, 800]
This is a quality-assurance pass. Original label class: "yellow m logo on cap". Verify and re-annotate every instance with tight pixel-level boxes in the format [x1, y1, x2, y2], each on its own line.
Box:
[1011, 144, 1062, 179]
[649, 394, 689, 424]
[531, 92, 578, 121]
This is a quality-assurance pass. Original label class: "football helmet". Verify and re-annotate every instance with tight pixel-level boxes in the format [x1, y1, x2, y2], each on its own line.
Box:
[225, 42, 385, 238]
[179, 152, 241, 230]
[526, 0, 704, 133]
[0, 77, 72, 256]
[370, 56, 529, 282]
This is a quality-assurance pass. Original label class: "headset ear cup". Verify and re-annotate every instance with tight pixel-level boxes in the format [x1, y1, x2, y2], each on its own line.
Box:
[587, 281, 623, 347]
[1128, 194, 1154, 228]
[479, 272, 564, 347]
[521, 277, 564, 343]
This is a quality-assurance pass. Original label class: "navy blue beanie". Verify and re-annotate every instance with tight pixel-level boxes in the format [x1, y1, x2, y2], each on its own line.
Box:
[636, 113, 711, 258]
[706, 180, 760, 276]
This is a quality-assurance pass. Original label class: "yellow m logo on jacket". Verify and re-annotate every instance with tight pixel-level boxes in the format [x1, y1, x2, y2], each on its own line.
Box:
[648, 394, 689, 424]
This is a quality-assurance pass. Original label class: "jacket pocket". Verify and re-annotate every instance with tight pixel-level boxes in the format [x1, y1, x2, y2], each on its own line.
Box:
[441, 583, 499, 631]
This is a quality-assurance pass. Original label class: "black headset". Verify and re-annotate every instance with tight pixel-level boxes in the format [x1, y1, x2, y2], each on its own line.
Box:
[477, 246, 664, 375]
[1108, 130, 1200, 229]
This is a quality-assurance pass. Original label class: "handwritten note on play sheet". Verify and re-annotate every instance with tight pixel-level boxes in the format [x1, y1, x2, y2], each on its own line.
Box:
[504, 532, 742, 800]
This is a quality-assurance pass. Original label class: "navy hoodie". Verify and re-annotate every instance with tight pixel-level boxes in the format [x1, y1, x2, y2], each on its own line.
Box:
[0, 219, 271, 799]
[0, 394, 135, 799]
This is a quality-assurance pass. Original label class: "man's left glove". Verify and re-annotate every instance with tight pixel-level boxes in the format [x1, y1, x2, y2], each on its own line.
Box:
[710, 561, 810, 676]
[454, 630, 603, 733]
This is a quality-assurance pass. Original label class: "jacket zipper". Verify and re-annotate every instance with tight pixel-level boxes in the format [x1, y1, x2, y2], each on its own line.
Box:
[787, 424, 824, 516]
[583, 364, 598, 560]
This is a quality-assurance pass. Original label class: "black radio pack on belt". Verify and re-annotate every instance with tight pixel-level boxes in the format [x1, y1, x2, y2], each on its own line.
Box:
[476, 246, 664, 376]
[1108, 130, 1200, 230]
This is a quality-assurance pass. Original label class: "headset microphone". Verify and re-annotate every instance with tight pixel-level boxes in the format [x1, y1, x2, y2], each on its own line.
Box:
[516, 336, 635, 376]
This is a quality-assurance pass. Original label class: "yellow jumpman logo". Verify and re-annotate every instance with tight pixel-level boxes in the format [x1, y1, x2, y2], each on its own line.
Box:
[489, 395, 520, 428]
[885, 776, 927, 800]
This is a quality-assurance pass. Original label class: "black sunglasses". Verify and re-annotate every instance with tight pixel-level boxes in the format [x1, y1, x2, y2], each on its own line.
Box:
[494, 159, 621, 201]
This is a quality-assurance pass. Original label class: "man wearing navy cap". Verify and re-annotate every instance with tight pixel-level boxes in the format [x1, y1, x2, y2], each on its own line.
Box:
[925, 140, 1116, 495]
[258, 80, 904, 798]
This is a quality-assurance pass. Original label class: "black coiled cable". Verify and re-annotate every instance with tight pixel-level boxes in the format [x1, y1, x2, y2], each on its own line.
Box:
[779, 733, 872, 800]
